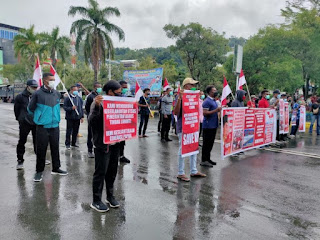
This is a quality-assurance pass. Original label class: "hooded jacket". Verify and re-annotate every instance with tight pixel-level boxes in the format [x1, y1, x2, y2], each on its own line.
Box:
[14, 89, 34, 125]
[231, 90, 246, 107]
[27, 86, 61, 128]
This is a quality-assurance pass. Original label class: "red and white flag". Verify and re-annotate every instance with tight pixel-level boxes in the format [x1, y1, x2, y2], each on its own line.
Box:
[163, 78, 170, 90]
[49, 64, 62, 90]
[33, 55, 42, 87]
[238, 69, 246, 90]
[135, 81, 143, 101]
[222, 76, 232, 106]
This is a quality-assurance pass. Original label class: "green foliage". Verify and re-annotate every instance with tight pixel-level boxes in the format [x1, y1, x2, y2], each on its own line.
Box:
[69, 0, 125, 81]
[163, 22, 229, 88]
[0, 59, 33, 84]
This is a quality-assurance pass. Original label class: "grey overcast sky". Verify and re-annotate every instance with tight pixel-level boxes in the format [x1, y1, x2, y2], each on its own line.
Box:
[0, 0, 287, 49]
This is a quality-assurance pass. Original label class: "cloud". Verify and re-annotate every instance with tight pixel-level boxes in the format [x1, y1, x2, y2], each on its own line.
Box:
[0, 0, 287, 49]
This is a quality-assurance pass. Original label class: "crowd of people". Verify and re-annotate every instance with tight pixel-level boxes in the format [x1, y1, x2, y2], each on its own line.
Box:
[12, 73, 318, 213]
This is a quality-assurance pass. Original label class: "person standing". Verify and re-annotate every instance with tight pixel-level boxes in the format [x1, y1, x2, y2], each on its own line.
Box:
[161, 86, 173, 142]
[247, 95, 257, 108]
[28, 73, 68, 182]
[85, 82, 102, 158]
[118, 80, 131, 163]
[270, 89, 281, 142]
[309, 98, 320, 135]
[157, 92, 164, 133]
[199, 91, 205, 139]
[201, 86, 222, 167]
[174, 78, 206, 182]
[258, 90, 270, 108]
[63, 85, 84, 150]
[14, 79, 38, 170]
[89, 80, 122, 213]
[138, 88, 151, 138]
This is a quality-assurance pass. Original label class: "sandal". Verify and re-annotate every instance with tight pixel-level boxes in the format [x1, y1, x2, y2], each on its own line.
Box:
[177, 175, 190, 182]
[190, 172, 206, 178]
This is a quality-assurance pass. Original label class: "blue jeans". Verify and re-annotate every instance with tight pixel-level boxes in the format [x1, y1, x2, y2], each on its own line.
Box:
[309, 115, 320, 134]
[177, 133, 198, 175]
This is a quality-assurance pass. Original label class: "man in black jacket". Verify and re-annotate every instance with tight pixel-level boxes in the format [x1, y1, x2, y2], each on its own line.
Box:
[14, 79, 38, 170]
[63, 85, 84, 149]
[85, 82, 102, 158]
[88, 80, 121, 213]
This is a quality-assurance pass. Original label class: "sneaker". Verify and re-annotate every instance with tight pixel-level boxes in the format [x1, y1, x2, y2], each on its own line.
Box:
[16, 161, 24, 170]
[200, 161, 214, 168]
[165, 138, 173, 142]
[51, 169, 68, 176]
[66, 145, 71, 150]
[106, 196, 120, 208]
[45, 160, 51, 165]
[33, 172, 43, 182]
[71, 145, 80, 148]
[120, 156, 131, 163]
[208, 160, 217, 165]
[143, 135, 148, 138]
[88, 152, 95, 158]
[90, 201, 109, 213]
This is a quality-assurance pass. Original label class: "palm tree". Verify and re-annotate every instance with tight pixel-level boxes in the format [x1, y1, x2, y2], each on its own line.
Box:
[41, 27, 70, 68]
[13, 25, 42, 64]
[69, 0, 125, 81]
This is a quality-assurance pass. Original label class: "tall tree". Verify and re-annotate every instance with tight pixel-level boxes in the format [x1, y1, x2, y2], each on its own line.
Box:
[13, 25, 43, 64]
[164, 23, 229, 87]
[41, 27, 70, 68]
[69, 0, 125, 81]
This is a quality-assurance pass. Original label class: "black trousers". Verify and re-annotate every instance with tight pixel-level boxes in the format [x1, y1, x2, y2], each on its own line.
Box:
[65, 119, 80, 146]
[92, 144, 120, 202]
[139, 114, 149, 136]
[119, 141, 125, 157]
[17, 121, 36, 162]
[87, 119, 93, 153]
[202, 128, 217, 162]
[36, 126, 61, 173]
[199, 123, 203, 138]
[158, 113, 163, 132]
[161, 114, 172, 140]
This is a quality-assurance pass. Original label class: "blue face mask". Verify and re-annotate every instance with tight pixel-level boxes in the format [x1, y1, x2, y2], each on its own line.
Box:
[169, 91, 173, 96]
[73, 91, 79, 96]
[201, 95, 205, 100]
[96, 88, 102, 94]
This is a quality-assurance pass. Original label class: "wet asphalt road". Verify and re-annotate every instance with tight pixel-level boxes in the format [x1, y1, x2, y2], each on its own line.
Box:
[0, 102, 320, 240]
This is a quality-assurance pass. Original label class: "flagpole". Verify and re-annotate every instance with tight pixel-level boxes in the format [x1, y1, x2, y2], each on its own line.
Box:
[245, 83, 252, 103]
[50, 63, 79, 116]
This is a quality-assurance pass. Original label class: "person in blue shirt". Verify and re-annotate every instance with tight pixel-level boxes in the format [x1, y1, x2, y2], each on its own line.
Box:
[201, 85, 222, 167]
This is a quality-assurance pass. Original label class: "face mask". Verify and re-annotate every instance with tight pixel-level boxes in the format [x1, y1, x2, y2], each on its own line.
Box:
[266, 95, 270, 100]
[190, 87, 197, 91]
[96, 88, 102, 94]
[284, 99, 287, 102]
[122, 88, 128, 94]
[298, 101, 302, 104]
[27, 86, 36, 94]
[201, 95, 205, 100]
[169, 91, 173, 96]
[73, 91, 79, 96]
[147, 93, 150, 96]
[48, 81, 55, 89]
[277, 95, 281, 99]
[113, 92, 121, 97]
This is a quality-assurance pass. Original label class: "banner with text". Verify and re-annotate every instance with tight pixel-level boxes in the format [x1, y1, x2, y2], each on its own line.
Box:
[123, 68, 163, 97]
[279, 100, 290, 134]
[299, 105, 306, 132]
[103, 96, 138, 144]
[181, 90, 200, 157]
[221, 108, 277, 159]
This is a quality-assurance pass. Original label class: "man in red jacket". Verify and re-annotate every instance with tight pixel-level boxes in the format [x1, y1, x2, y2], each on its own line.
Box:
[258, 90, 270, 108]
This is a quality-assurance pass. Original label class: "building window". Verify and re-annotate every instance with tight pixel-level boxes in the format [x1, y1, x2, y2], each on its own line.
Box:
[5, 31, 9, 39]
[0, 30, 4, 38]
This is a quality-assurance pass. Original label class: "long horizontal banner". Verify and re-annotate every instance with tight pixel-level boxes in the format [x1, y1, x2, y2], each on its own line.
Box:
[103, 96, 138, 144]
[221, 108, 277, 159]
[123, 68, 163, 97]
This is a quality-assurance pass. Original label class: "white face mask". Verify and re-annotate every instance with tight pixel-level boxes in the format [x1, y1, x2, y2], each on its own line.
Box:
[48, 81, 55, 89]
[27, 86, 36, 94]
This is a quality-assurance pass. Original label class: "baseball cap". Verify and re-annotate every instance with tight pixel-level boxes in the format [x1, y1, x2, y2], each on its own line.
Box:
[182, 78, 199, 87]
[273, 89, 280, 94]
[26, 79, 38, 87]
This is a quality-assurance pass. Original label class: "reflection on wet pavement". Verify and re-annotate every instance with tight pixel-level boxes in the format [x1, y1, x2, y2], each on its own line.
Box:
[0, 103, 320, 239]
